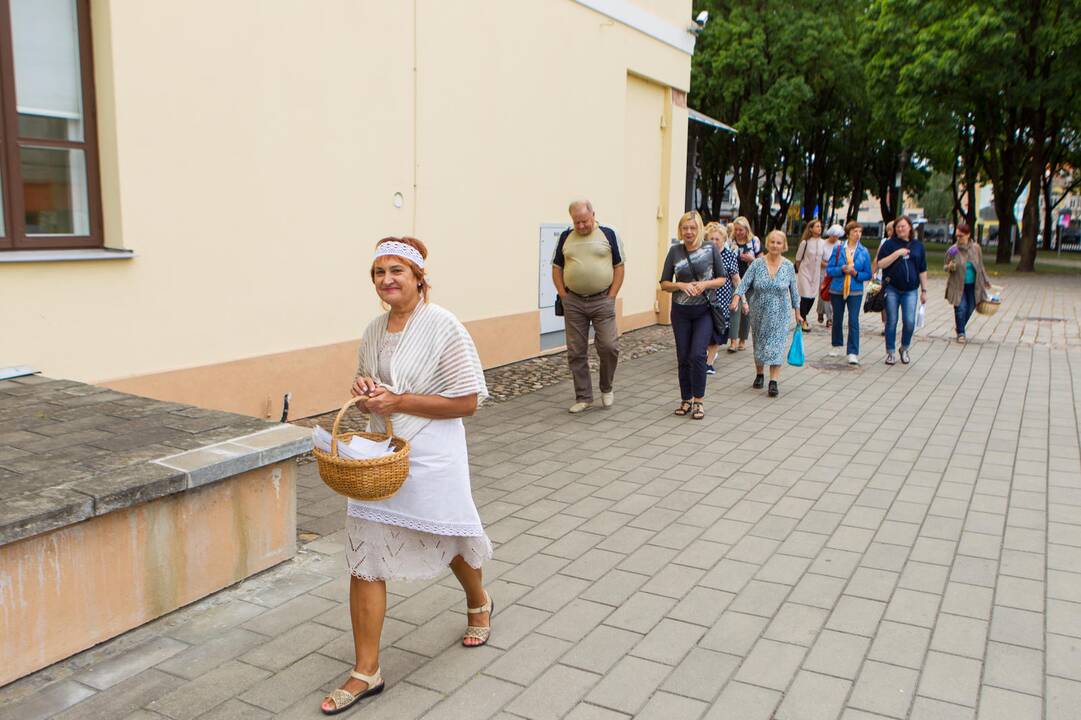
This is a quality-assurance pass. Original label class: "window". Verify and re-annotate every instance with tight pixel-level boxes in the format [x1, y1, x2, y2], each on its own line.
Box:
[0, 0, 101, 250]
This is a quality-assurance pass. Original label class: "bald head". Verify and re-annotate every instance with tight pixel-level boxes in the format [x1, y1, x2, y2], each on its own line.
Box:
[568, 200, 596, 236]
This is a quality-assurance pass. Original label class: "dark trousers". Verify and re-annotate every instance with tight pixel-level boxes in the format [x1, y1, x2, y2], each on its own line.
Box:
[955, 283, 976, 335]
[830, 293, 862, 355]
[799, 297, 816, 320]
[563, 292, 619, 402]
[671, 302, 712, 400]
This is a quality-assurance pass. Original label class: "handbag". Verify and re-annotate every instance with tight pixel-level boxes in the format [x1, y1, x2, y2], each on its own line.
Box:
[681, 244, 727, 338]
[787, 326, 805, 366]
[819, 244, 841, 302]
[863, 282, 885, 313]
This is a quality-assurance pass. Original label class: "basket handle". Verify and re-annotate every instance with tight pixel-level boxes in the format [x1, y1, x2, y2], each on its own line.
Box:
[330, 397, 393, 458]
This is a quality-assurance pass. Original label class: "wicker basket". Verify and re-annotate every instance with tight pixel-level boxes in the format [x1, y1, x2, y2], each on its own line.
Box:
[313, 397, 410, 501]
[976, 284, 1003, 316]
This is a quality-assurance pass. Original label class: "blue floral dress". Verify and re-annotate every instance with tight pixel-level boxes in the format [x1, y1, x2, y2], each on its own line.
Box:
[735, 257, 799, 366]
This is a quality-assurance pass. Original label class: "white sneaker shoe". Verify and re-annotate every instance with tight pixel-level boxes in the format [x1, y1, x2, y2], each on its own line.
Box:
[568, 402, 593, 414]
[847, 354, 860, 365]
[828, 348, 842, 357]
[601, 391, 614, 408]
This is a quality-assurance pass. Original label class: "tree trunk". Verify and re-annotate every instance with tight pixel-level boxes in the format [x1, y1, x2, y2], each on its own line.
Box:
[1042, 170, 1055, 251]
[993, 193, 1016, 263]
[1018, 107, 1045, 271]
[1018, 175, 1039, 271]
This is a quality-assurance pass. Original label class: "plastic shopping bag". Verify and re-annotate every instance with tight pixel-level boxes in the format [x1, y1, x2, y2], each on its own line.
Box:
[915, 303, 926, 331]
[787, 326, 805, 367]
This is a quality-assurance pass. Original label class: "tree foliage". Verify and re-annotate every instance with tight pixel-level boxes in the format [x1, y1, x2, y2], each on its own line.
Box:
[690, 0, 1081, 271]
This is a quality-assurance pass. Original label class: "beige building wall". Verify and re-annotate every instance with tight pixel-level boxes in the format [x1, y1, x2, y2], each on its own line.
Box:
[1, 0, 693, 419]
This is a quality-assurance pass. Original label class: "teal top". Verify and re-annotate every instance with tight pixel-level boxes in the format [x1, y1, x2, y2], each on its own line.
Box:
[964, 261, 976, 284]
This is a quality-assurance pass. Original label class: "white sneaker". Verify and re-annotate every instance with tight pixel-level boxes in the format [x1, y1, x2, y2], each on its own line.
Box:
[828, 348, 842, 357]
[847, 354, 860, 365]
[568, 402, 592, 414]
[601, 391, 614, 408]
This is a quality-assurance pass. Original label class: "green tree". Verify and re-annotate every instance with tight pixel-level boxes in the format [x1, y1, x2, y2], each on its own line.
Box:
[919, 172, 954, 223]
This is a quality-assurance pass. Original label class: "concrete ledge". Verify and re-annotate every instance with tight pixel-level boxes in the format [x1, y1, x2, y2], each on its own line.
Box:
[0, 461, 297, 687]
[0, 377, 312, 546]
[152, 425, 312, 489]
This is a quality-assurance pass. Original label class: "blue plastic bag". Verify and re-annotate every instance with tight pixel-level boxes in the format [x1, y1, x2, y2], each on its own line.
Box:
[787, 326, 805, 367]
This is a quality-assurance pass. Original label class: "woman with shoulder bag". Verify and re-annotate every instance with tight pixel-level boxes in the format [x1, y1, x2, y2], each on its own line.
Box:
[660, 212, 732, 420]
[794, 219, 826, 332]
[817, 224, 844, 326]
[321, 237, 493, 715]
[825, 221, 873, 365]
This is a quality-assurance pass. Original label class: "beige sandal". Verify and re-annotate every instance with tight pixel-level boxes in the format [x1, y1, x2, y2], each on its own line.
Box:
[462, 592, 493, 647]
[321, 668, 384, 715]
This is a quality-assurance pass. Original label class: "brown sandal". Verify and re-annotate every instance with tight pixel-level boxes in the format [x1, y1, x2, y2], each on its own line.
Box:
[674, 401, 692, 416]
[462, 592, 493, 647]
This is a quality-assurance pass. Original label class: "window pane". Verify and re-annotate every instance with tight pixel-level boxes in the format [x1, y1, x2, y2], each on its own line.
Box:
[11, 0, 84, 142]
[20, 145, 89, 235]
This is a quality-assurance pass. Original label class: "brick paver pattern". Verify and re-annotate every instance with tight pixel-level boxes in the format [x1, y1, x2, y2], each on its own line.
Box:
[2, 275, 1080, 720]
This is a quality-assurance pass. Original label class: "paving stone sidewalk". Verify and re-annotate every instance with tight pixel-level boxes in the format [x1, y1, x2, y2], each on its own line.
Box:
[2, 274, 1080, 720]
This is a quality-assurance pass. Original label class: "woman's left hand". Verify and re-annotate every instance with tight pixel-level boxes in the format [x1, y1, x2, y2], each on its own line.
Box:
[364, 387, 403, 415]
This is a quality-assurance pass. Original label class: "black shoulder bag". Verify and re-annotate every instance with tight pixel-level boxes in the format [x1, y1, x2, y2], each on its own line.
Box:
[681, 244, 728, 338]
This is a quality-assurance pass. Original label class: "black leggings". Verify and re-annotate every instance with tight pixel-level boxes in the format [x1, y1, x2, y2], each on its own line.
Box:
[799, 297, 816, 319]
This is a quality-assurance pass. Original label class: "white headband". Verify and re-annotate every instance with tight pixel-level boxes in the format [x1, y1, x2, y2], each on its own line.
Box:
[373, 241, 425, 268]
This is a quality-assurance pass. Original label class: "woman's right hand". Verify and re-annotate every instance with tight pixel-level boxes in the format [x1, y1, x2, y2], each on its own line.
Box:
[896, 248, 911, 259]
[351, 376, 380, 399]
[729, 296, 741, 311]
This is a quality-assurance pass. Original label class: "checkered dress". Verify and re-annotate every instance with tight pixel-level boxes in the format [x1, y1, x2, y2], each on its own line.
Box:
[712, 245, 741, 330]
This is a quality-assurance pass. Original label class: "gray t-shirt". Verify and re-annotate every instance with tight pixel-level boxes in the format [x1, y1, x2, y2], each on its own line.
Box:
[660, 242, 725, 305]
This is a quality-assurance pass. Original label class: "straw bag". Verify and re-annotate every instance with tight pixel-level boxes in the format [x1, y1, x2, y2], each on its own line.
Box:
[976, 285, 1003, 316]
[313, 397, 410, 501]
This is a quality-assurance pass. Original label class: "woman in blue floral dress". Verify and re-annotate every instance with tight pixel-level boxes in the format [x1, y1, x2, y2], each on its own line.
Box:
[729, 230, 801, 397]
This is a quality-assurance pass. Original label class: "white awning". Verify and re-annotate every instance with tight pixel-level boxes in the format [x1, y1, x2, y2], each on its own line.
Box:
[689, 108, 736, 133]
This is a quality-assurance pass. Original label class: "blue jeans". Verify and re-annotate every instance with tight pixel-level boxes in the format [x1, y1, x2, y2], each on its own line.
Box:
[830, 293, 861, 355]
[671, 302, 713, 400]
[955, 283, 976, 336]
[884, 286, 919, 352]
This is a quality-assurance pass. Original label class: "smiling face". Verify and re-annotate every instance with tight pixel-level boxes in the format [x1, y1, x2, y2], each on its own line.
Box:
[372, 256, 421, 309]
[895, 217, 913, 240]
[680, 219, 700, 244]
[733, 224, 748, 242]
[765, 233, 785, 256]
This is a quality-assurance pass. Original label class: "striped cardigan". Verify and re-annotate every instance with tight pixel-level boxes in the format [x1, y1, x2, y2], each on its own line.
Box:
[357, 302, 488, 441]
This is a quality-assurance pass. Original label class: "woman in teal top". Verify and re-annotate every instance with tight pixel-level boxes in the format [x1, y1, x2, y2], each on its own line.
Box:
[944, 223, 992, 343]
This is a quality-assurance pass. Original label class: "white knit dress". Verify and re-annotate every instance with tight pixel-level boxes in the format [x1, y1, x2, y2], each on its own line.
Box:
[345, 307, 492, 582]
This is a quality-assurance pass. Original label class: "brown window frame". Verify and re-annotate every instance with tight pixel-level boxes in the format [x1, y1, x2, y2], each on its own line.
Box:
[0, 0, 103, 251]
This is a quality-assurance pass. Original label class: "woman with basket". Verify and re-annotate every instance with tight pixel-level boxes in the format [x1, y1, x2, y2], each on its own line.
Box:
[319, 237, 492, 715]
[944, 223, 993, 343]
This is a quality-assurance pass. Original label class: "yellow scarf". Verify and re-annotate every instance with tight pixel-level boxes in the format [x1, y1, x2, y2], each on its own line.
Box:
[843, 243, 855, 299]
